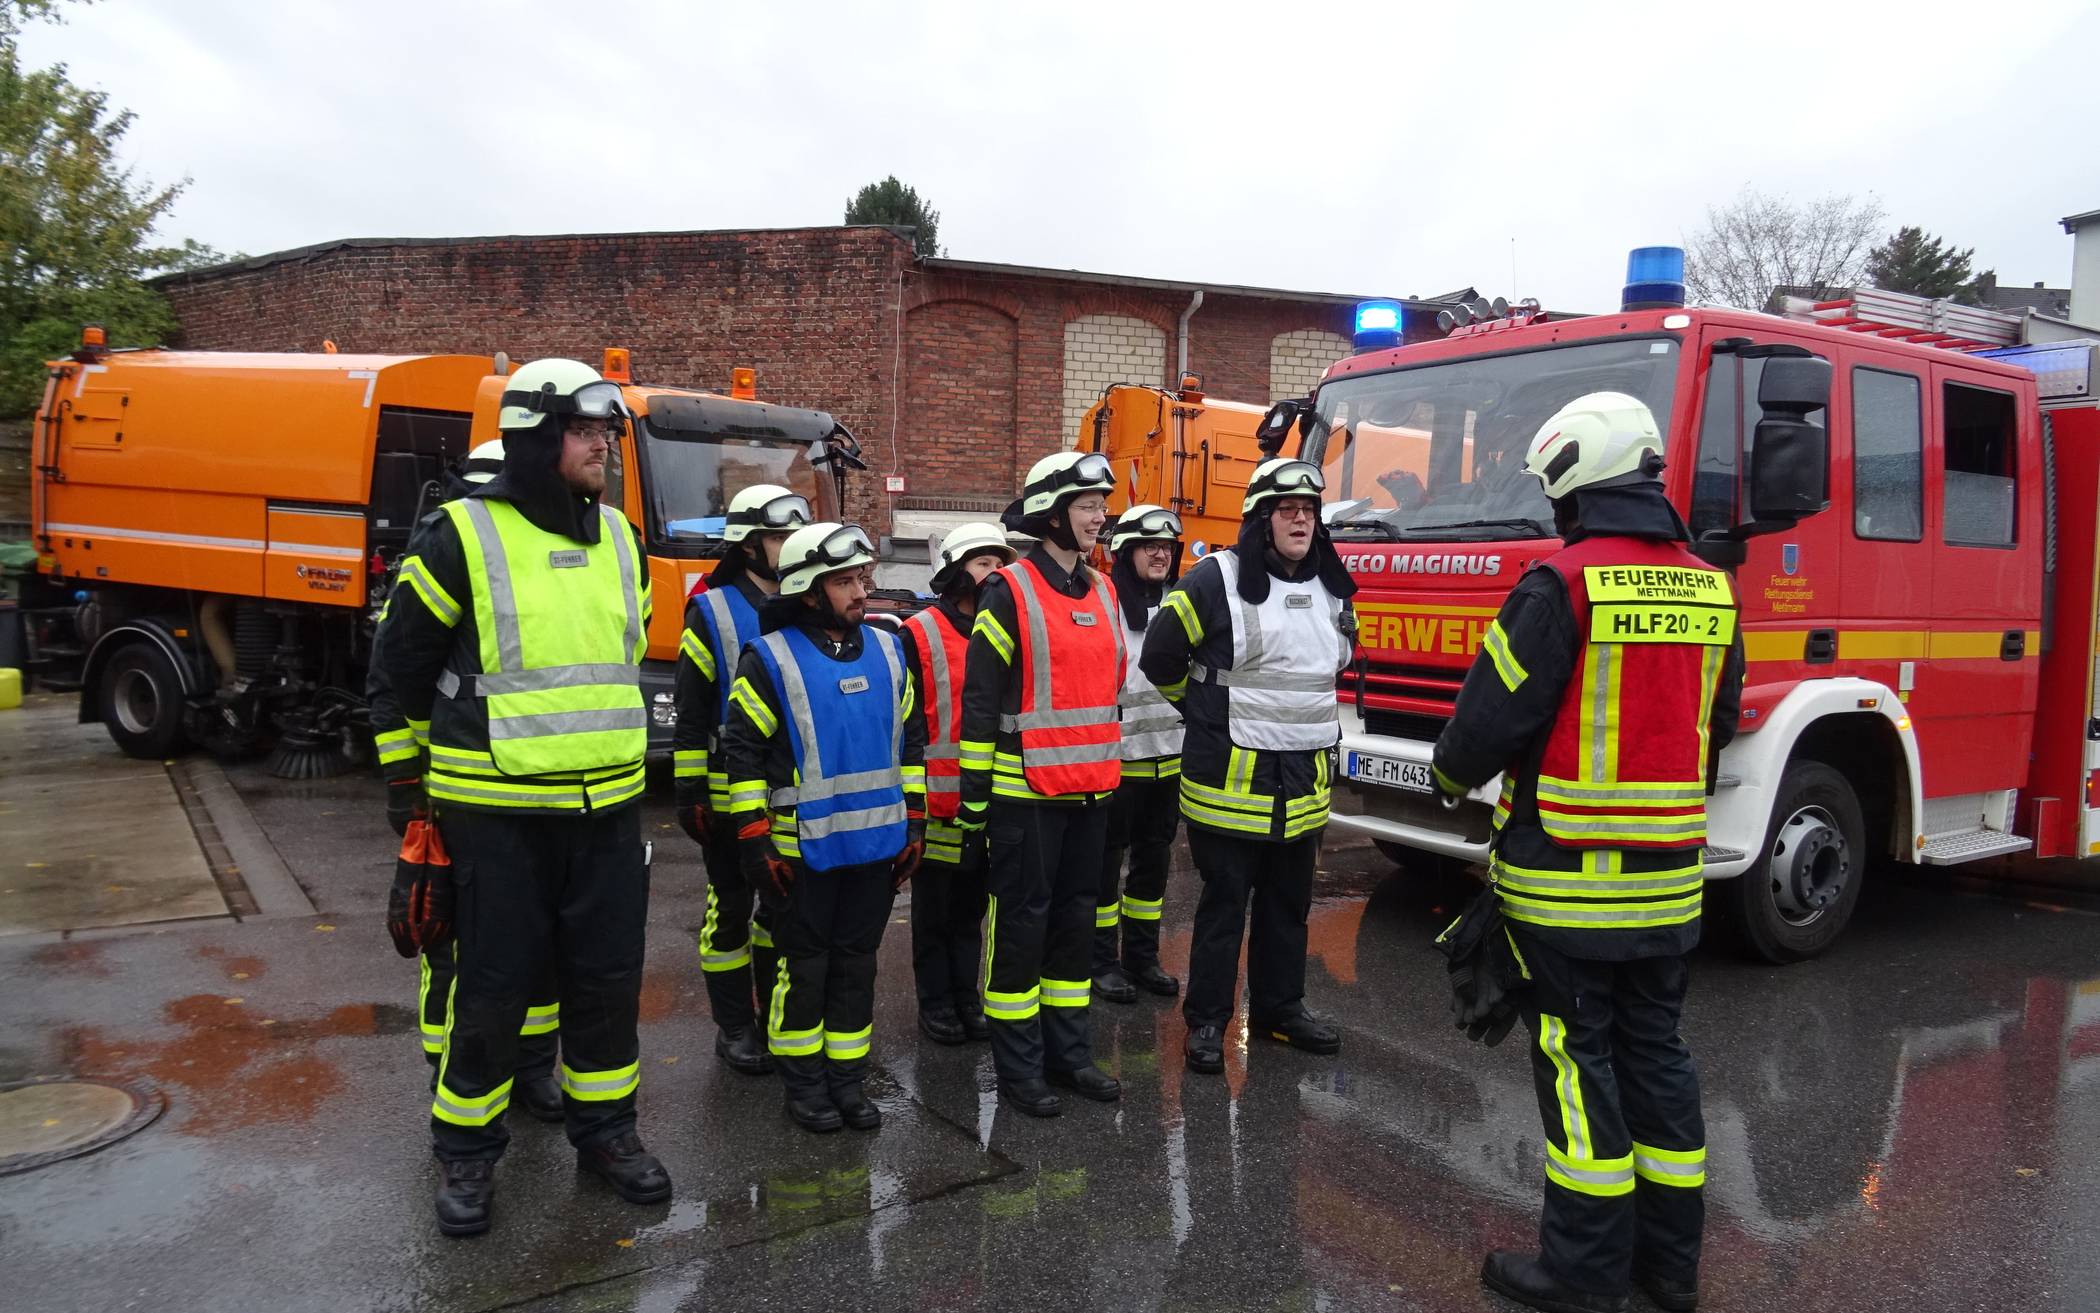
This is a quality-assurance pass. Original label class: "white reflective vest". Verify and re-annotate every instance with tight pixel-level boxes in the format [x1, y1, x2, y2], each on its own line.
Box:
[1201, 551, 1344, 752]
[1118, 608, 1183, 761]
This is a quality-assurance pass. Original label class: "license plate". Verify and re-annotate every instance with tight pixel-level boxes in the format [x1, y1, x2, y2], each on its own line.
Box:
[1346, 751, 1434, 794]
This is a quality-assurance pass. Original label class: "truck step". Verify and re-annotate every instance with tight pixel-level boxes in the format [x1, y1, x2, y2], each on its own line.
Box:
[1919, 829, 2033, 866]
[1700, 845, 1747, 866]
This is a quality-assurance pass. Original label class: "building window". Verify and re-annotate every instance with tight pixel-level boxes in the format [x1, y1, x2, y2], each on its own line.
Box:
[1851, 367, 1920, 541]
[1942, 382, 2017, 547]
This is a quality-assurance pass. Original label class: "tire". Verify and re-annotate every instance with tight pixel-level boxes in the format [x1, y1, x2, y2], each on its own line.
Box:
[99, 641, 189, 760]
[1723, 760, 1865, 963]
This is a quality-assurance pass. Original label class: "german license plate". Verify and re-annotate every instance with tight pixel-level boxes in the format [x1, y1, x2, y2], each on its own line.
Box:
[1346, 751, 1433, 794]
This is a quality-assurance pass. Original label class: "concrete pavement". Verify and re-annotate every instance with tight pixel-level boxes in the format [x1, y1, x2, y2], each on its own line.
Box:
[2, 757, 2100, 1311]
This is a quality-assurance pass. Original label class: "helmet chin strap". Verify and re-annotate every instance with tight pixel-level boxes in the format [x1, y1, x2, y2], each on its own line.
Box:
[745, 539, 779, 582]
[1041, 513, 1081, 552]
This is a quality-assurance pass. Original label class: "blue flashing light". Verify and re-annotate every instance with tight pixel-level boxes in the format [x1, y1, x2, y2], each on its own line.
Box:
[1353, 299, 1405, 352]
[1622, 245, 1686, 311]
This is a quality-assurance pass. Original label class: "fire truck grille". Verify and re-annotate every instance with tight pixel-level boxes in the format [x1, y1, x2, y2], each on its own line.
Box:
[1337, 663, 1465, 722]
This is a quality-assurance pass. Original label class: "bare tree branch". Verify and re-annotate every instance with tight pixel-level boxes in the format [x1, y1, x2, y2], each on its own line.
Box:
[1684, 188, 1886, 309]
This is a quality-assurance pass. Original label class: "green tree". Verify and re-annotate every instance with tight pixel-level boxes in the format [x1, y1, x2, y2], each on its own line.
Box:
[1865, 225, 1993, 305]
[844, 176, 941, 258]
[2, 4, 220, 415]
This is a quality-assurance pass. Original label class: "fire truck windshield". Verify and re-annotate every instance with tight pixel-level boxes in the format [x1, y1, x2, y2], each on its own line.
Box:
[640, 423, 828, 546]
[1306, 336, 1682, 541]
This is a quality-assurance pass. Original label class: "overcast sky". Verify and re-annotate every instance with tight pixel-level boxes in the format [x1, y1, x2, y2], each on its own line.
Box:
[21, 0, 2100, 314]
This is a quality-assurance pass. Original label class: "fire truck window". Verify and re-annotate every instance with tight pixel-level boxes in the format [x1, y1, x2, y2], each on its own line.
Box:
[1942, 382, 2017, 547]
[1851, 368, 1921, 542]
[1688, 357, 1742, 538]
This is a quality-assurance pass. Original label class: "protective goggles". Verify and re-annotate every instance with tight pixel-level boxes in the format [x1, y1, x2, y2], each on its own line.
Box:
[501, 379, 631, 420]
[735, 492, 814, 530]
[806, 524, 876, 568]
[1113, 507, 1183, 543]
[1255, 460, 1324, 497]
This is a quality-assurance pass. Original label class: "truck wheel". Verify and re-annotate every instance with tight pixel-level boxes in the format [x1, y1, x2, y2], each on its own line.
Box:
[1724, 760, 1864, 963]
[100, 641, 188, 760]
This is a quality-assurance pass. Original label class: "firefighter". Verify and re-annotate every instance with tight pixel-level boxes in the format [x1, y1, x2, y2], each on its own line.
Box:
[1139, 458, 1357, 1076]
[1431, 392, 1742, 1313]
[721, 522, 927, 1132]
[672, 483, 815, 1076]
[373, 357, 669, 1236]
[901, 522, 1015, 1044]
[372, 438, 564, 1122]
[960, 451, 1127, 1117]
[1092, 504, 1186, 1004]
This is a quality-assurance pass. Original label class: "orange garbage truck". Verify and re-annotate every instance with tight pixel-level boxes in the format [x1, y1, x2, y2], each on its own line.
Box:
[1079, 376, 1277, 559]
[28, 333, 864, 775]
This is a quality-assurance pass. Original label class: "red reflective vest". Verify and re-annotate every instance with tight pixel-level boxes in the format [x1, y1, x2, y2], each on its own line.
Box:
[905, 605, 968, 820]
[1001, 558, 1126, 796]
[1534, 536, 1737, 850]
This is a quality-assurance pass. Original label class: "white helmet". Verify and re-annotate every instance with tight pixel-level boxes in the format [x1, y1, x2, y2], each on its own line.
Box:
[930, 521, 1015, 591]
[497, 358, 629, 432]
[723, 483, 814, 543]
[1241, 458, 1325, 516]
[1523, 391, 1664, 501]
[1108, 504, 1183, 553]
[461, 439, 505, 485]
[1016, 451, 1116, 518]
[777, 521, 877, 597]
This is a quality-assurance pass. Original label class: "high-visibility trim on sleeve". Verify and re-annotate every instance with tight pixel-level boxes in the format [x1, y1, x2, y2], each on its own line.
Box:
[959, 739, 995, 772]
[375, 726, 419, 766]
[900, 764, 926, 795]
[397, 557, 461, 628]
[407, 717, 430, 748]
[673, 748, 708, 779]
[1164, 589, 1203, 644]
[730, 677, 780, 738]
[680, 628, 715, 678]
[727, 780, 769, 815]
[1482, 619, 1528, 692]
[973, 611, 1016, 664]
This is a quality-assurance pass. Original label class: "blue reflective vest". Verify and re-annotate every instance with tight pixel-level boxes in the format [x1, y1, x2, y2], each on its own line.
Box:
[694, 584, 759, 723]
[753, 626, 909, 872]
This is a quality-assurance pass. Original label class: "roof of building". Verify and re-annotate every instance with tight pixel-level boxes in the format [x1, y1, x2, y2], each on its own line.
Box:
[919, 256, 1469, 310]
[1979, 283, 2072, 317]
[2061, 209, 2100, 232]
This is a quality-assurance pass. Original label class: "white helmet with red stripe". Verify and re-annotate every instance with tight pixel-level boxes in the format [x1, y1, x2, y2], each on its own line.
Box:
[1524, 391, 1664, 500]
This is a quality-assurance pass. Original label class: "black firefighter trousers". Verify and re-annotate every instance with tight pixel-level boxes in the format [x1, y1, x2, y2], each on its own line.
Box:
[1511, 928, 1706, 1297]
[1183, 826, 1316, 1031]
[430, 805, 649, 1162]
[910, 848, 986, 1016]
[419, 946, 557, 1084]
[984, 799, 1109, 1080]
[763, 859, 896, 1100]
[698, 824, 779, 1035]
[1095, 773, 1179, 976]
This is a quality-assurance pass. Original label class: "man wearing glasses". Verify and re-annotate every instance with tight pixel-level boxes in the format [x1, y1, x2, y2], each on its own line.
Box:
[720, 523, 926, 1132]
[1140, 458, 1359, 1076]
[373, 358, 669, 1235]
[673, 484, 815, 1078]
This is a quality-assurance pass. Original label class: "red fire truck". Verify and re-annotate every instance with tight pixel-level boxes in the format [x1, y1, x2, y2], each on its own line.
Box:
[1268, 255, 2100, 961]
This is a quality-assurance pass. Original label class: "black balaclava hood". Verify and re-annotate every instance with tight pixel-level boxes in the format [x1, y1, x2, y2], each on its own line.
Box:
[1111, 543, 1178, 631]
[933, 550, 1008, 607]
[1554, 480, 1689, 545]
[471, 415, 603, 544]
[1233, 505, 1359, 605]
[1002, 495, 1082, 553]
[708, 535, 780, 588]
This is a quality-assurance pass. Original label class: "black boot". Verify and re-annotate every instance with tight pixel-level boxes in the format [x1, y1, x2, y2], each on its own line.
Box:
[832, 1084, 882, 1131]
[1092, 965, 1139, 1005]
[513, 1072, 564, 1124]
[1480, 1251, 1628, 1313]
[1634, 1268, 1699, 1312]
[1046, 1064, 1121, 1102]
[1184, 1024, 1224, 1074]
[578, 1131, 672, 1205]
[715, 1025, 774, 1075]
[780, 1055, 842, 1133]
[1126, 960, 1180, 997]
[434, 1158, 495, 1237]
[958, 1005, 991, 1042]
[1255, 1009, 1342, 1055]
[918, 1005, 968, 1045]
[997, 1077, 1062, 1118]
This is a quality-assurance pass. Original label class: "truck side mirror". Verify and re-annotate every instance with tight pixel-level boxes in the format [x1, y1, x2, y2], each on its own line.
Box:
[1747, 357, 1831, 524]
[1256, 398, 1308, 456]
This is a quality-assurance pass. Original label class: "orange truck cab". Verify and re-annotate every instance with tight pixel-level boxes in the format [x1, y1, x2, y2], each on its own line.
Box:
[1272, 256, 2100, 962]
[1081, 377, 1274, 558]
[29, 338, 863, 775]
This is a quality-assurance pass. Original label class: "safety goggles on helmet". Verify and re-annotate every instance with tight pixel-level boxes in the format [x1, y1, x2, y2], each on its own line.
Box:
[1020, 451, 1117, 516]
[806, 524, 876, 570]
[1242, 459, 1325, 515]
[738, 492, 813, 531]
[1109, 506, 1183, 551]
[501, 378, 631, 420]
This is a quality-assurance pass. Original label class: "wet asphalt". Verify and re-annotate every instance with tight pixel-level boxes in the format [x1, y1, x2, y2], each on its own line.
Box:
[4, 761, 2100, 1313]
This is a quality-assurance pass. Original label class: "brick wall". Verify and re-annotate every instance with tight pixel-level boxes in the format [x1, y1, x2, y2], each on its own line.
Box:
[162, 228, 1372, 536]
[1270, 329, 1354, 401]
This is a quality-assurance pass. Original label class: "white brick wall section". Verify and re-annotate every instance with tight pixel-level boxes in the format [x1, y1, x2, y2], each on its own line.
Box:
[1270, 329, 1352, 400]
[1063, 314, 1167, 449]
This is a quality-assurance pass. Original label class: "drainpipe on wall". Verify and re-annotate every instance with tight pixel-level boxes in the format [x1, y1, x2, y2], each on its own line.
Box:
[1172, 290, 1204, 509]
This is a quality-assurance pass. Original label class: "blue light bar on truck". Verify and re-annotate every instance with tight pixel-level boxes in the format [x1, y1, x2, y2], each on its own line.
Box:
[1975, 340, 2099, 401]
[1622, 246, 1686, 311]
[1353, 299, 1405, 352]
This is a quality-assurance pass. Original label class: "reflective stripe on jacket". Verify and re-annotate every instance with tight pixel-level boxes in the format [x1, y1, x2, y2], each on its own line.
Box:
[1203, 551, 1343, 753]
[998, 558, 1126, 797]
[1119, 608, 1183, 765]
[905, 606, 968, 820]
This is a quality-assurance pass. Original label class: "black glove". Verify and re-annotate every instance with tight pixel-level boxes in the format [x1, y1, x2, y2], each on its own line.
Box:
[386, 817, 455, 958]
[1433, 883, 1527, 1047]
[739, 818, 795, 900]
[892, 814, 926, 891]
[386, 775, 427, 838]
